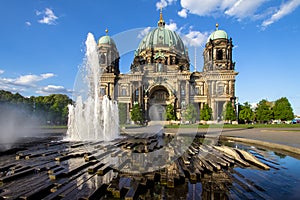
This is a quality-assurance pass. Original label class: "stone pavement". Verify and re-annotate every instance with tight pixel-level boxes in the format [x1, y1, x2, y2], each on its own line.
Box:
[220, 128, 300, 148]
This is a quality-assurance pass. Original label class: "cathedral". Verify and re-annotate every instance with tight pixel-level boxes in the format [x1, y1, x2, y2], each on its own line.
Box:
[96, 10, 238, 122]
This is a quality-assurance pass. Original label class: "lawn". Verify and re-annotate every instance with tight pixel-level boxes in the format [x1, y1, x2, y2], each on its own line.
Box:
[164, 123, 300, 129]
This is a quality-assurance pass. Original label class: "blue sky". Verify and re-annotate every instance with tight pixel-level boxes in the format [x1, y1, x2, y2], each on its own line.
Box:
[0, 0, 299, 115]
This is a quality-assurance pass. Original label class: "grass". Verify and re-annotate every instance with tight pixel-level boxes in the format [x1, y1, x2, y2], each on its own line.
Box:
[39, 124, 300, 130]
[164, 123, 300, 129]
[40, 125, 68, 129]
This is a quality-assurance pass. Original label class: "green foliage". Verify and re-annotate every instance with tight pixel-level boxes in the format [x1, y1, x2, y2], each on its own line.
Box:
[223, 102, 236, 122]
[118, 103, 127, 124]
[200, 103, 212, 121]
[130, 103, 143, 124]
[0, 90, 72, 125]
[255, 99, 273, 123]
[184, 104, 197, 123]
[239, 102, 254, 123]
[166, 104, 176, 121]
[272, 97, 294, 121]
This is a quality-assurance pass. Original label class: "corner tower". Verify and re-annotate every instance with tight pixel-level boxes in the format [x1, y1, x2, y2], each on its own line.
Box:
[203, 24, 234, 72]
[97, 29, 120, 100]
[202, 24, 238, 120]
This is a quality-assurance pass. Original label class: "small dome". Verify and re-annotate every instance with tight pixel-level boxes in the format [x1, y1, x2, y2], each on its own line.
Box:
[207, 24, 228, 43]
[98, 35, 116, 46]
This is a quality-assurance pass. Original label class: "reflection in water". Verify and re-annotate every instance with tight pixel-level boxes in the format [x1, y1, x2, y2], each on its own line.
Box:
[1, 137, 300, 199]
[200, 172, 231, 200]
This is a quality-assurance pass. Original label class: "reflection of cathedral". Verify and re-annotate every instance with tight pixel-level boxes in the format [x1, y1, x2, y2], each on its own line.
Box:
[97, 10, 238, 121]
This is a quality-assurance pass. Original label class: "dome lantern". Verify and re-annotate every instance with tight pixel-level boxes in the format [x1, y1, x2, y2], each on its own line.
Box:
[157, 7, 165, 27]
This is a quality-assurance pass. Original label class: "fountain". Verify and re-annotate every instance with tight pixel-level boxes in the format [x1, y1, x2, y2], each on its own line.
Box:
[66, 33, 119, 141]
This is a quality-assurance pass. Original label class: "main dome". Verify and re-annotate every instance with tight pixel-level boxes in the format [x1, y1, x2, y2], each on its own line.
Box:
[137, 27, 186, 54]
[136, 10, 187, 56]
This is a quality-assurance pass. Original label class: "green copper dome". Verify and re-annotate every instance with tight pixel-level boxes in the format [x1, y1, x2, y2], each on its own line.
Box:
[137, 27, 186, 54]
[98, 30, 116, 47]
[207, 24, 228, 43]
[136, 9, 187, 56]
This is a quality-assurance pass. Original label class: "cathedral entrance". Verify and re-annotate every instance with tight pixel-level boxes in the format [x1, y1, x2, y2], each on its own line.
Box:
[148, 85, 170, 121]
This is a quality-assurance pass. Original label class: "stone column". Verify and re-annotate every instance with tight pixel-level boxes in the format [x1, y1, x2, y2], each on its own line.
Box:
[144, 96, 148, 121]
[177, 83, 181, 107]
[231, 80, 235, 96]
[111, 83, 113, 98]
[127, 103, 131, 124]
[212, 100, 217, 120]
[212, 81, 215, 95]
[228, 81, 232, 96]
[185, 81, 189, 104]
[225, 83, 228, 95]
[130, 84, 133, 108]
[139, 83, 142, 105]
[208, 81, 211, 96]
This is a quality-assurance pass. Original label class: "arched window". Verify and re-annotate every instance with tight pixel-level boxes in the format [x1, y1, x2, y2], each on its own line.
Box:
[100, 54, 106, 64]
[157, 62, 163, 72]
[134, 89, 139, 102]
[100, 87, 106, 96]
[217, 85, 224, 95]
[217, 49, 223, 60]
[121, 88, 127, 96]
[181, 84, 185, 96]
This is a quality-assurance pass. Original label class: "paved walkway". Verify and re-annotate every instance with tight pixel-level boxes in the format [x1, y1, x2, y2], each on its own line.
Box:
[163, 127, 300, 149]
[220, 128, 300, 148]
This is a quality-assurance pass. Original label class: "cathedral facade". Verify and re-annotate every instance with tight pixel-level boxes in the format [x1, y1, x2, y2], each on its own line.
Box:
[96, 11, 238, 122]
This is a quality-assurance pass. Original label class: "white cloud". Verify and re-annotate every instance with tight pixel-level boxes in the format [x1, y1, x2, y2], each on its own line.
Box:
[180, 0, 265, 18]
[0, 73, 55, 87]
[36, 8, 58, 25]
[0, 84, 25, 93]
[165, 22, 178, 31]
[182, 30, 209, 47]
[138, 27, 152, 39]
[0, 72, 73, 96]
[37, 85, 72, 95]
[180, 0, 222, 16]
[262, 0, 300, 28]
[15, 73, 55, 86]
[178, 8, 188, 18]
[178, 0, 299, 27]
[225, 0, 266, 19]
[156, 0, 176, 10]
[0, 69, 4, 74]
[25, 21, 31, 26]
[164, 21, 208, 47]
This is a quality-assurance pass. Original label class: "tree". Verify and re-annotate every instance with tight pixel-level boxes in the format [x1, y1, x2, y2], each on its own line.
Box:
[273, 97, 294, 121]
[223, 102, 236, 122]
[255, 99, 272, 123]
[166, 104, 177, 121]
[118, 103, 127, 124]
[130, 103, 143, 124]
[0, 90, 73, 125]
[200, 103, 212, 121]
[239, 102, 254, 124]
[184, 104, 197, 123]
